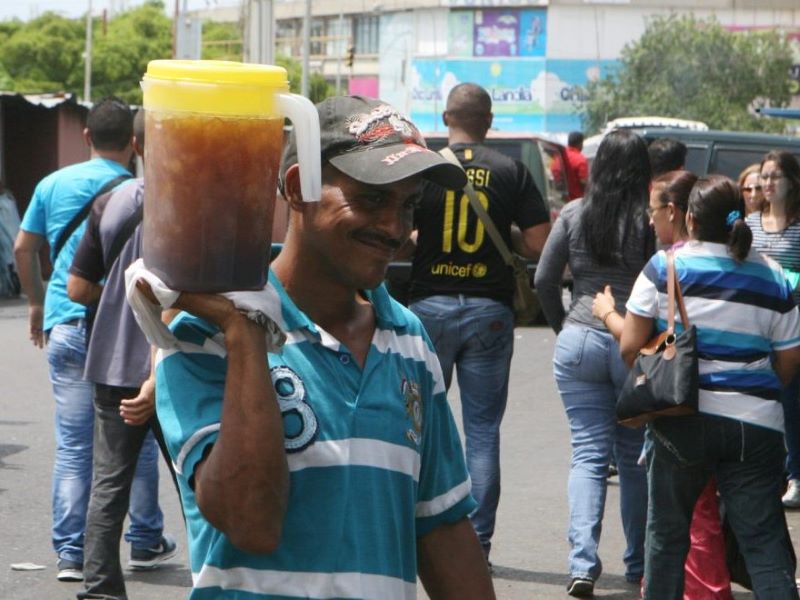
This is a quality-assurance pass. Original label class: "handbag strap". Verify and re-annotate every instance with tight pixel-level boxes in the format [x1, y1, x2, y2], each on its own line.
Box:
[666, 250, 690, 333]
[52, 174, 132, 261]
[438, 147, 514, 267]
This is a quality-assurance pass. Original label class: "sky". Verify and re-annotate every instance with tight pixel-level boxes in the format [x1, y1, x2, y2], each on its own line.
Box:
[0, 0, 239, 22]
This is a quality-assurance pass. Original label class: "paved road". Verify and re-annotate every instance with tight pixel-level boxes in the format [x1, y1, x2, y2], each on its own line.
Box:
[0, 296, 786, 599]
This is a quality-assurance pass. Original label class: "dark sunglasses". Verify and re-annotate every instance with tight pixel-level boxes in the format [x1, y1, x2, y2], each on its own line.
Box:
[742, 185, 762, 193]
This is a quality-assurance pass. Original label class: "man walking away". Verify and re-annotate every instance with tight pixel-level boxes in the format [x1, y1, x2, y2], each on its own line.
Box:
[14, 97, 165, 582]
[68, 109, 178, 600]
[407, 82, 551, 567]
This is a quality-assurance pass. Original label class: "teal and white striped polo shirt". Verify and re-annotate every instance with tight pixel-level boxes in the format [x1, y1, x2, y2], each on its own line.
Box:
[627, 241, 800, 432]
[156, 270, 475, 600]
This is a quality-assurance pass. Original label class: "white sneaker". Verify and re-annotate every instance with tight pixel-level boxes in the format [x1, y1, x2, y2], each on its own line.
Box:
[783, 479, 800, 508]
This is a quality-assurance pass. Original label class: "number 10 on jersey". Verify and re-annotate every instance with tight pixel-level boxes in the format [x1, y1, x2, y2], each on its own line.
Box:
[442, 189, 488, 254]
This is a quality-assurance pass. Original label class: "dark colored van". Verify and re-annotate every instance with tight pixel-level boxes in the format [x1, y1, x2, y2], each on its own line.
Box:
[585, 127, 800, 179]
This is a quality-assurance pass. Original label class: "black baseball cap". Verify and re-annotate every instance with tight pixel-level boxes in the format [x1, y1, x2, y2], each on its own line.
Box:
[281, 95, 466, 191]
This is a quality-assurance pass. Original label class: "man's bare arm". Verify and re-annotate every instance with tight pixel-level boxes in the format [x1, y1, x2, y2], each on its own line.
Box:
[161, 289, 289, 554]
[67, 273, 102, 306]
[417, 518, 496, 600]
[14, 230, 46, 348]
[512, 222, 551, 261]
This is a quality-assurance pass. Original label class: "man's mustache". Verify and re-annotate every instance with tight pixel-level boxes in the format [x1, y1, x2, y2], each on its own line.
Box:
[352, 230, 404, 250]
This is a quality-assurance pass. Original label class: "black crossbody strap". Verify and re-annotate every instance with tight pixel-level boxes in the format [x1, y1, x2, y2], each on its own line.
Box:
[53, 174, 132, 261]
[103, 202, 143, 279]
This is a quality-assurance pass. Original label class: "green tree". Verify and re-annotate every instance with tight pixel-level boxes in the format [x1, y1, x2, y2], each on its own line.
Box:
[583, 14, 793, 134]
[91, 1, 172, 104]
[275, 54, 334, 104]
[202, 20, 243, 61]
[0, 12, 85, 93]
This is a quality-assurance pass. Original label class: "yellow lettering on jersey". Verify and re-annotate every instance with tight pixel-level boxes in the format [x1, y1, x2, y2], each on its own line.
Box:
[465, 168, 491, 188]
[442, 190, 456, 253]
[457, 193, 485, 253]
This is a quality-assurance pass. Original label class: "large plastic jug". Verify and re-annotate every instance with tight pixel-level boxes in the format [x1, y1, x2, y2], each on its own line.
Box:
[141, 59, 320, 292]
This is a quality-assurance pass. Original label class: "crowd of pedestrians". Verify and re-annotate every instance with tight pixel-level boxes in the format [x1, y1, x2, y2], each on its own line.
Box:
[8, 80, 800, 600]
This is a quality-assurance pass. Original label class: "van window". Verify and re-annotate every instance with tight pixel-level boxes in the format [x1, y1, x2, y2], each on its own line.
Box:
[710, 148, 771, 179]
[710, 147, 800, 179]
[684, 146, 709, 176]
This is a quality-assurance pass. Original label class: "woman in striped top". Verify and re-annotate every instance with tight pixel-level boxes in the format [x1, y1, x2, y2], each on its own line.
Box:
[622, 175, 800, 599]
[746, 151, 800, 508]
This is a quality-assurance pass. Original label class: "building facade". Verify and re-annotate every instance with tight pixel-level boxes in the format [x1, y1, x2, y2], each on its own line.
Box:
[208, 0, 800, 134]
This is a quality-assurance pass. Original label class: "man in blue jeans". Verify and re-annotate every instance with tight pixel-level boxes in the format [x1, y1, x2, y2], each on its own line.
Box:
[68, 109, 177, 599]
[407, 83, 551, 565]
[14, 97, 167, 582]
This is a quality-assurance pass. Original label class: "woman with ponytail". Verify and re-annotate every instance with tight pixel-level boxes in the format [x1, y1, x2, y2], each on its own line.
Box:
[747, 151, 800, 508]
[621, 175, 800, 600]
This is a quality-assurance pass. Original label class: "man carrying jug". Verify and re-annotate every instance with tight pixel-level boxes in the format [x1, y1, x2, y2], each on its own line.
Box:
[139, 95, 496, 599]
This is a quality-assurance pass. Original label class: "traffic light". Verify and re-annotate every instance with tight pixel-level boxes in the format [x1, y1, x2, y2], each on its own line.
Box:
[346, 45, 355, 68]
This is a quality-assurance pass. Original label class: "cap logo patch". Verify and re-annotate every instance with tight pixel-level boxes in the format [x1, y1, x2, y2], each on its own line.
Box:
[346, 104, 425, 147]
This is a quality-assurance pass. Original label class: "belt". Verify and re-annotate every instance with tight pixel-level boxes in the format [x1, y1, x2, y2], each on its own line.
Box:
[62, 318, 83, 327]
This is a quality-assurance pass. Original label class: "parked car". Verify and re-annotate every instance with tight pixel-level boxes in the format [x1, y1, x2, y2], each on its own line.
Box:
[585, 126, 800, 179]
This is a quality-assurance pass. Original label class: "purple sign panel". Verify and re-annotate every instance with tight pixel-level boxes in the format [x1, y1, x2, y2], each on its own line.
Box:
[474, 10, 519, 57]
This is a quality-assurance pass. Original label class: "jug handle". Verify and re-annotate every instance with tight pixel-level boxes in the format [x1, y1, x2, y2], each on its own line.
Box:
[277, 93, 321, 202]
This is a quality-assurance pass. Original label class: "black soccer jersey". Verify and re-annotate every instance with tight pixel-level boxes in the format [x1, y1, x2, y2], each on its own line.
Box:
[409, 143, 549, 304]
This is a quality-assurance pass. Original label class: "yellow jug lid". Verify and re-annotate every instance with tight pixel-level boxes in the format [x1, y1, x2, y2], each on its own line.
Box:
[142, 60, 290, 116]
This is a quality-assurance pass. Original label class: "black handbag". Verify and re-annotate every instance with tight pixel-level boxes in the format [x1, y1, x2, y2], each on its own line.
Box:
[617, 250, 699, 428]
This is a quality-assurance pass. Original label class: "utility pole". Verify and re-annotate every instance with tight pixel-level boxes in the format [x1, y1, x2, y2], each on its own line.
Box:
[335, 8, 343, 95]
[83, 0, 92, 103]
[245, 0, 274, 65]
[172, 0, 179, 58]
[301, 0, 310, 97]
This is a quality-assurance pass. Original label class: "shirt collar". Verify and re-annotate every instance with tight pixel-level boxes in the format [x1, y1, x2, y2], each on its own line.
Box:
[268, 269, 407, 336]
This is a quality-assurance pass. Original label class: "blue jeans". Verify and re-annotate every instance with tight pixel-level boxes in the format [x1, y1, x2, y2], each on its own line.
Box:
[47, 321, 164, 564]
[644, 414, 797, 600]
[410, 295, 514, 555]
[781, 375, 800, 481]
[553, 325, 647, 582]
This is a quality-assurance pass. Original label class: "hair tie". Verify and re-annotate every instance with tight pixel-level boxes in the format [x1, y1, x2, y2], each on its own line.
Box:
[725, 210, 742, 229]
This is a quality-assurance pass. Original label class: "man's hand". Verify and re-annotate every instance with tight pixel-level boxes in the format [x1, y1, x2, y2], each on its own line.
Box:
[28, 304, 44, 348]
[14, 230, 46, 348]
[120, 377, 155, 426]
[136, 280, 241, 332]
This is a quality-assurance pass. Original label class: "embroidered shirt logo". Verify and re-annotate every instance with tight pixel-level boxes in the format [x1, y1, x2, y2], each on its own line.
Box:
[402, 378, 423, 445]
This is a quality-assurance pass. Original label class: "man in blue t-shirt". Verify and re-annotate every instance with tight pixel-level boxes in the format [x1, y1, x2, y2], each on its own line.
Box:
[14, 97, 162, 583]
[147, 96, 496, 599]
